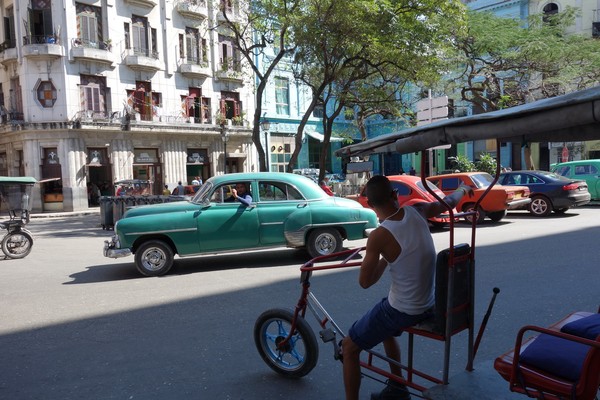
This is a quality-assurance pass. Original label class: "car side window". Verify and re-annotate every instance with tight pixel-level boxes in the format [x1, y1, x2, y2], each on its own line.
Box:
[554, 166, 570, 176]
[258, 181, 304, 201]
[575, 164, 598, 175]
[391, 182, 411, 196]
[507, 175, 520, 185]
[440, 177, 461, 191]
[210, 186, 228, 203]
[525, 175, 542, 184]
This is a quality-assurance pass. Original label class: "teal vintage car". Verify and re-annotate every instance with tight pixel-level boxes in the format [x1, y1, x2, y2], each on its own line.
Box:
[104, 172, 378, 276]
[551, 159, 600, 200]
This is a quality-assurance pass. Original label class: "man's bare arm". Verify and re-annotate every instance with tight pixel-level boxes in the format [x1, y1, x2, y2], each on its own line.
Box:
[359, 229, 389, 288]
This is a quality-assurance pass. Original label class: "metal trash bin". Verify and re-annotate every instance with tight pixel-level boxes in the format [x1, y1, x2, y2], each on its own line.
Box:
[112, 196, 126, 224]
[99, 196, 114, 230]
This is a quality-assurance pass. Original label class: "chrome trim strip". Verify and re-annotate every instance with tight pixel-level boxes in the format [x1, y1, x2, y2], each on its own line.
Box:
[124, 227, 197, 236]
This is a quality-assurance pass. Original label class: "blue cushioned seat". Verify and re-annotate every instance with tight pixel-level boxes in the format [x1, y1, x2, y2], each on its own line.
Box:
[519, 333, 591, 382]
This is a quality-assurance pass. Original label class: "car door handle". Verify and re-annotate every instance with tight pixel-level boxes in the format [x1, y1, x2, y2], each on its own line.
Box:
[297, 203, 308, 208]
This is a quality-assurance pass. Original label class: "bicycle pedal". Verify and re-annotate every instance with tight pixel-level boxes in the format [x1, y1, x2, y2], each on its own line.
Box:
[319, 328, 336, 343]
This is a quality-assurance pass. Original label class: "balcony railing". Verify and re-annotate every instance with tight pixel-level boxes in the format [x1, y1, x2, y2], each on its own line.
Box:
[72, 38, 112, 51]
[23, 35, 60, 45]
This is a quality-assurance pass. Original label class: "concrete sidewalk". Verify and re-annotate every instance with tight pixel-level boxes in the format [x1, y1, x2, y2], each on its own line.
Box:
[30, 208, 101, 219]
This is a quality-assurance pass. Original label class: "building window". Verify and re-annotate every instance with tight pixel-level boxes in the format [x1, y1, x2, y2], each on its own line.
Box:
[80, 75, 106, 116]
[270, 140, 295, 172]
[25, 0, 54, 44]
[218, 34, 239, 71]
[185, 27, 207, 65]
[220, 91, 242, 123]
[543, 3, 559, 23]
[36, 80, 57, 108]
[75, 3, 103, 48]
[130, 15, 149, 56]
[275, 77, 290, 115]
[4, 7, 16, 48]
[312, 104, 324, 119]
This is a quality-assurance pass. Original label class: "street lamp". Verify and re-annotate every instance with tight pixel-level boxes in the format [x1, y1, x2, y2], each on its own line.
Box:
[221, 123, 229, 174]
[260, 119, 270, 171]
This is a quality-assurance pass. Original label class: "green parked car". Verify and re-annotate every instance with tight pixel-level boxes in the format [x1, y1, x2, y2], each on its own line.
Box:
[104, 172, 378, 276]
[551, 159, 600, 200]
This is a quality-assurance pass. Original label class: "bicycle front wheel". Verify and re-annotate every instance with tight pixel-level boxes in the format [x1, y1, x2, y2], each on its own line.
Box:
[254, 308, 318, 378]
[2, 231, 33, 259]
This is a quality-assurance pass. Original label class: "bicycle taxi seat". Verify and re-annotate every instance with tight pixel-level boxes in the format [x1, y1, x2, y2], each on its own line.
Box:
[493, 310, 600, 400]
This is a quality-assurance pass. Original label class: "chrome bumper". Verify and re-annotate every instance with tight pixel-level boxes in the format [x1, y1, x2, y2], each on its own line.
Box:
[103, 236, 132, 259]
[506, 197, 532, 210]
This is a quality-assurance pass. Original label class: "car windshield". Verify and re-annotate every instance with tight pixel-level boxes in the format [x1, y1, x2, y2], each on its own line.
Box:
[470, 173, 495, 188]
[191, 182, 213, 204]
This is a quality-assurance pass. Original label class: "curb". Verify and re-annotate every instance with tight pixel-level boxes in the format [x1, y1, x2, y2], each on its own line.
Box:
[30, 209, 101, 219]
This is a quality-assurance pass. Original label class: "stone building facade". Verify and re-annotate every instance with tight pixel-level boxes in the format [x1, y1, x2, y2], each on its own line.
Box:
[0, 0, 256, 212]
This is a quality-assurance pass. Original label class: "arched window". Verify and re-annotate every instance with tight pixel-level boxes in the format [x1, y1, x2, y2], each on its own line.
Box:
[542, 3, 559, 23]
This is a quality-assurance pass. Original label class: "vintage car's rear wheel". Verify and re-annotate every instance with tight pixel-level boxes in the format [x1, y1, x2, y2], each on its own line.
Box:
[487, 210, 507, 222]
[306, 228, 343, 258]
[529, 196, 552, 217]
[135, 240, 174, 276]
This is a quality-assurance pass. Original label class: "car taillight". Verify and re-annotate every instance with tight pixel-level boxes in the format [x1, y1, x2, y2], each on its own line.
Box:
[562, 183, 580, 191]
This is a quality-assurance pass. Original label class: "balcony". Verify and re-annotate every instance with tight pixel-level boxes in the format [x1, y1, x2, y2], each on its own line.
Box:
[176, 0, 208, 20]
[124, 48, 161, 72]
[180, 57, 211, 78]
[70, 38, 115, 65]
[215, 58, 243, 83]
[124, 0, 157, 8]
[22, 35, 64, 60]
[0, 40, 17, 65]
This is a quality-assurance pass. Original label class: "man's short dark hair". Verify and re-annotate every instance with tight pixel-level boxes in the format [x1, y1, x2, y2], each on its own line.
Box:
[365, 175, 394, 207]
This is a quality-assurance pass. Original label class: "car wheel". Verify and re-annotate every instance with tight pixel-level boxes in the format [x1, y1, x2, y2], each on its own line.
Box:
[306, 228, 343, 258]
[528, 196, 552, 217]
[553, 207, 569, 214]
[487, 210, 507, 222]
[134, 240, 174, 276]
[462, 203, 486, 224]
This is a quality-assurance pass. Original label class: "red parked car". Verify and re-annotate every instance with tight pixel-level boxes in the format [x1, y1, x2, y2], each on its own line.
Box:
[427, 172, 531, 223]
[353, 175, 456, 228]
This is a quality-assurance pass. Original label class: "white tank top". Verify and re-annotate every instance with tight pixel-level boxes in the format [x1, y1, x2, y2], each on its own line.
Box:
[379, 206, 436, 315]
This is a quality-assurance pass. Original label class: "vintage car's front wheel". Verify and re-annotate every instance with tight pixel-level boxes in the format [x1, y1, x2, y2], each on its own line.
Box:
[134, 240, 174, 276]
[306, 228, 343, 258]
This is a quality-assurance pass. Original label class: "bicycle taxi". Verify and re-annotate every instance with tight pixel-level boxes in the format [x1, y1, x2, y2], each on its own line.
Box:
[254, 86, 600, 400]
[0, 176, 36, 259]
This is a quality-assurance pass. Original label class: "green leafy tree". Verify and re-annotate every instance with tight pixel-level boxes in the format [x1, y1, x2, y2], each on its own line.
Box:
[216, 0, 301, 171]
[474, 153, 497, 175]
[288, 0, 467, 180]
[448, 155, 475, 172]
[445, 7, 600, 112]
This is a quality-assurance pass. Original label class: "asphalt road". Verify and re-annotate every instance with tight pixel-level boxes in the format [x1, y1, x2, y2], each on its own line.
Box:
[1, 206, 599, 400]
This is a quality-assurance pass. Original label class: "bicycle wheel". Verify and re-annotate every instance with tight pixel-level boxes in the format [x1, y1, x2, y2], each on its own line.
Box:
[254, 308, 318, 378]
[2, 231, 33, 259]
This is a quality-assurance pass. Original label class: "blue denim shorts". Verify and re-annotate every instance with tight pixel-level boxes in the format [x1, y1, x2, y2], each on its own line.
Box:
[348, 297, 432, 350]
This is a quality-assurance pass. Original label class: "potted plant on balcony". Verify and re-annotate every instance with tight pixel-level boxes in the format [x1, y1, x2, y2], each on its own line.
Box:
[101, 38, 112, 51]
[215, 112, 227, 126]
[232, 114, 245, 126]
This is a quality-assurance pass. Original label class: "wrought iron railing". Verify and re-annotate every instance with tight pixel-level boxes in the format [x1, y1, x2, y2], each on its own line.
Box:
[23, 35, 60, 45]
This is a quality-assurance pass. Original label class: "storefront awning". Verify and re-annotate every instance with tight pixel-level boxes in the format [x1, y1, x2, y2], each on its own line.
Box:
[304, 130, 344, 143]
